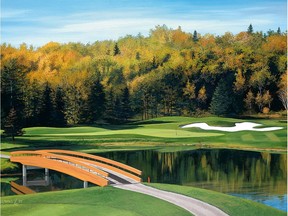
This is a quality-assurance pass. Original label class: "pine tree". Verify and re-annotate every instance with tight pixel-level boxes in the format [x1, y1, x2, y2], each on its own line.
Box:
[193, 30, 198, 42]
[24, 80, 42, 126]
[39, 83, 54, 126]
[1, 58, 25, 129]
[3, 107, 24, 141]
[86, 79, 106, 123]
[277, 27, 281, 35]
[113, 43, 121, 56]
[210, 79, 233, 115]
[54, 87, 66, 126]
[104, 89, 116, 121]
[247, 24, 253, 34]
[119, 87, 132, 121]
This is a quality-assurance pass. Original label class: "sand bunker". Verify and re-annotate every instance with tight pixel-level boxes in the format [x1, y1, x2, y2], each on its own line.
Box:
[181, 122, 283, 132]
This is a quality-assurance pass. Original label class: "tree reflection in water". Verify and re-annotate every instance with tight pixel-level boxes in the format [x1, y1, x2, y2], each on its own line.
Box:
[98, 149, 287, 211]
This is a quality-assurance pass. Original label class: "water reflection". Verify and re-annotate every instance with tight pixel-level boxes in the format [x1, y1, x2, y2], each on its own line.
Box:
[1, 149, 286, 211]
[1, 170, 92, 196]
[97, 149, 287, 211]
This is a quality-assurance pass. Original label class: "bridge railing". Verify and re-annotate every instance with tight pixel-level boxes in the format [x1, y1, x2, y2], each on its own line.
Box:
[10, 150, 142, 185]
[10, 154, 109, 186]
[38, 149, 142, 176]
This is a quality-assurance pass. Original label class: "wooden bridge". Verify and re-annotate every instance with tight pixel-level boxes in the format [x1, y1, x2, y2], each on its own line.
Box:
[10, 150, 142, 188]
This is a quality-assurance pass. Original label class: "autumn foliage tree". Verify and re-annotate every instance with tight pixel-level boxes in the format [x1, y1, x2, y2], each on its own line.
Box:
[0, 25, 286, 127]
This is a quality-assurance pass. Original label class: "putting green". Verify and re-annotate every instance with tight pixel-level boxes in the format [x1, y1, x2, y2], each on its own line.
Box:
[38, 128, 223, 138]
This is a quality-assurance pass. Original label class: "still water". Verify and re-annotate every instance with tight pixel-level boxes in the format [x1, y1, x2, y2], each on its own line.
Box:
[97, 149, 287, 212]
[1, 149, 286, 211]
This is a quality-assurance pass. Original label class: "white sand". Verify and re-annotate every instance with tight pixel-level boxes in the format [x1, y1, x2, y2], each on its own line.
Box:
[181, 122, 283, 132]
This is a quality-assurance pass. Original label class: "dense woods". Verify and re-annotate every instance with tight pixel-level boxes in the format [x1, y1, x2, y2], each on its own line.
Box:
[1, 25, 287, 132]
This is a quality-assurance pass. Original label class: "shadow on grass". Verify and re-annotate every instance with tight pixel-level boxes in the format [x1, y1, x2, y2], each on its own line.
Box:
[130, 120, 174, 125]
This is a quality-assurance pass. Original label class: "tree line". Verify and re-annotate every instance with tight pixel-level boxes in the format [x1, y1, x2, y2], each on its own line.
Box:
[1, 24, 287, 137]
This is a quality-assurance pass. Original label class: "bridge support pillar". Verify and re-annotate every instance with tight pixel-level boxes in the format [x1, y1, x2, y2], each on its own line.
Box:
[83, 181, 88, 188]
[45, 168, 49, 175]
[22, 165, 27, 186]
[22, 176, 27, 186]
[45, 168, 49, 185]
[22, 165, 27, 177]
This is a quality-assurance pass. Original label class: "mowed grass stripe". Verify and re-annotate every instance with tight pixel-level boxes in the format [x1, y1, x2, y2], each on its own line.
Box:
[265, 133, 281, 141]
[241, 134, 255, 142]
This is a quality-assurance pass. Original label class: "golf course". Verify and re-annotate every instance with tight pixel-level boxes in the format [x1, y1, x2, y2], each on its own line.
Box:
[1, 116, 287, 215]
[1, 116, 286, 153]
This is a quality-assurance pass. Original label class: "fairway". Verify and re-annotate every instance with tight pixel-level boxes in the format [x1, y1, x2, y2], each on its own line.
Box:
[36, 128, 223, 138]
[1, 116, 286, 153]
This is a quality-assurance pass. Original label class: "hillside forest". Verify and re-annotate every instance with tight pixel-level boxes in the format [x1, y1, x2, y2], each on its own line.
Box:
[1, 25, 287, 135]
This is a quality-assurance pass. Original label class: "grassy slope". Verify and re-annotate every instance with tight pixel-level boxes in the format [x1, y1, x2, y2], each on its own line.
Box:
[1, 186, 191, 216]
[148, 183, 286, 216]
[1, 183, 285, 216]
[1, 116, 286, 153]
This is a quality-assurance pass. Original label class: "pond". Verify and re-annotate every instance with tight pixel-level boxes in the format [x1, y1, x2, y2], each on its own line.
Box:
[1, 149, 286, 212]
[96, 149, 287, 212]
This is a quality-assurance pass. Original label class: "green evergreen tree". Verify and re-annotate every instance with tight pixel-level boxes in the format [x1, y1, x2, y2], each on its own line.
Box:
[24, 80, 42, 126]
[247, 24, 253, 34]
[1, 58, 25, 130]
[277, 27, 281, 35]
[39, 83, 54, 126]
[3, 107, 24, 141]
[210, 79, 233, 115]
[119, 87, 132, 121]
[193, 30, 198, 42]
[113, 43, 121, 56]
[54, 87, 66, 126]
[105, 89, 115, 120]
[87, 79, 106, 123]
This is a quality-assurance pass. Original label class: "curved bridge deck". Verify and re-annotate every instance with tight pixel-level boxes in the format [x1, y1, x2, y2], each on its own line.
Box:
[10, 150, 142, 187]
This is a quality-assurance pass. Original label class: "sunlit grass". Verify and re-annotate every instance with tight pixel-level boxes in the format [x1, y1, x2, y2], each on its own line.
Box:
[1, 116, 286, 153]
[1, 186, 191, 216]
[148, 183, 286, 216]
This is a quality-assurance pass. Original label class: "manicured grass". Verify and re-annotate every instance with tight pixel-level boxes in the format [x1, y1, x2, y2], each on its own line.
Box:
[147, 183, 286, 216]
[1, 116, 286, 153]
[1, 186, 191, 216]
[1, 183, 285, 216]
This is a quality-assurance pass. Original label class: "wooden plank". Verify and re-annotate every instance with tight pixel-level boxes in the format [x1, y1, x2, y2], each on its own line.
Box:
[39, 149, 142, 176]
[10, 149, 142, 185]
[38, 152, 109, 177]
[11, 151, 42, 156]
[10, 181, 35, 194]
[11, 187, 23, 195]
[10, 156, 108, 186]
[74, 157, 142, 182]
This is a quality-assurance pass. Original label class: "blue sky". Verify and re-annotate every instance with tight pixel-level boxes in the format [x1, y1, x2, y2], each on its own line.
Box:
[1, 0, 287, 46]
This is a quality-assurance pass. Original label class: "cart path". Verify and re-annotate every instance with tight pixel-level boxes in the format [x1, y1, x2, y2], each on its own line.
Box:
[113, 183, 229, 216]
[0, 154, 10, 159]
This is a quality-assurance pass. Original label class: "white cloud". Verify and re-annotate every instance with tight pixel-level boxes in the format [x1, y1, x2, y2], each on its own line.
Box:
[1, 2, 286, 46]
[1, 9, 30, 18]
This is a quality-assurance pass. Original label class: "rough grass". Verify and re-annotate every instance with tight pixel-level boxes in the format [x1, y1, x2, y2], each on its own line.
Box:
[1, 186, 191, 216]
[148, 183, 286, 216]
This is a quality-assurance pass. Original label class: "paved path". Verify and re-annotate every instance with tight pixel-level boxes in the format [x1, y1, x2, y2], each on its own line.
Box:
[114, 183, 229, 216]
[0, 154, 10, 159]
